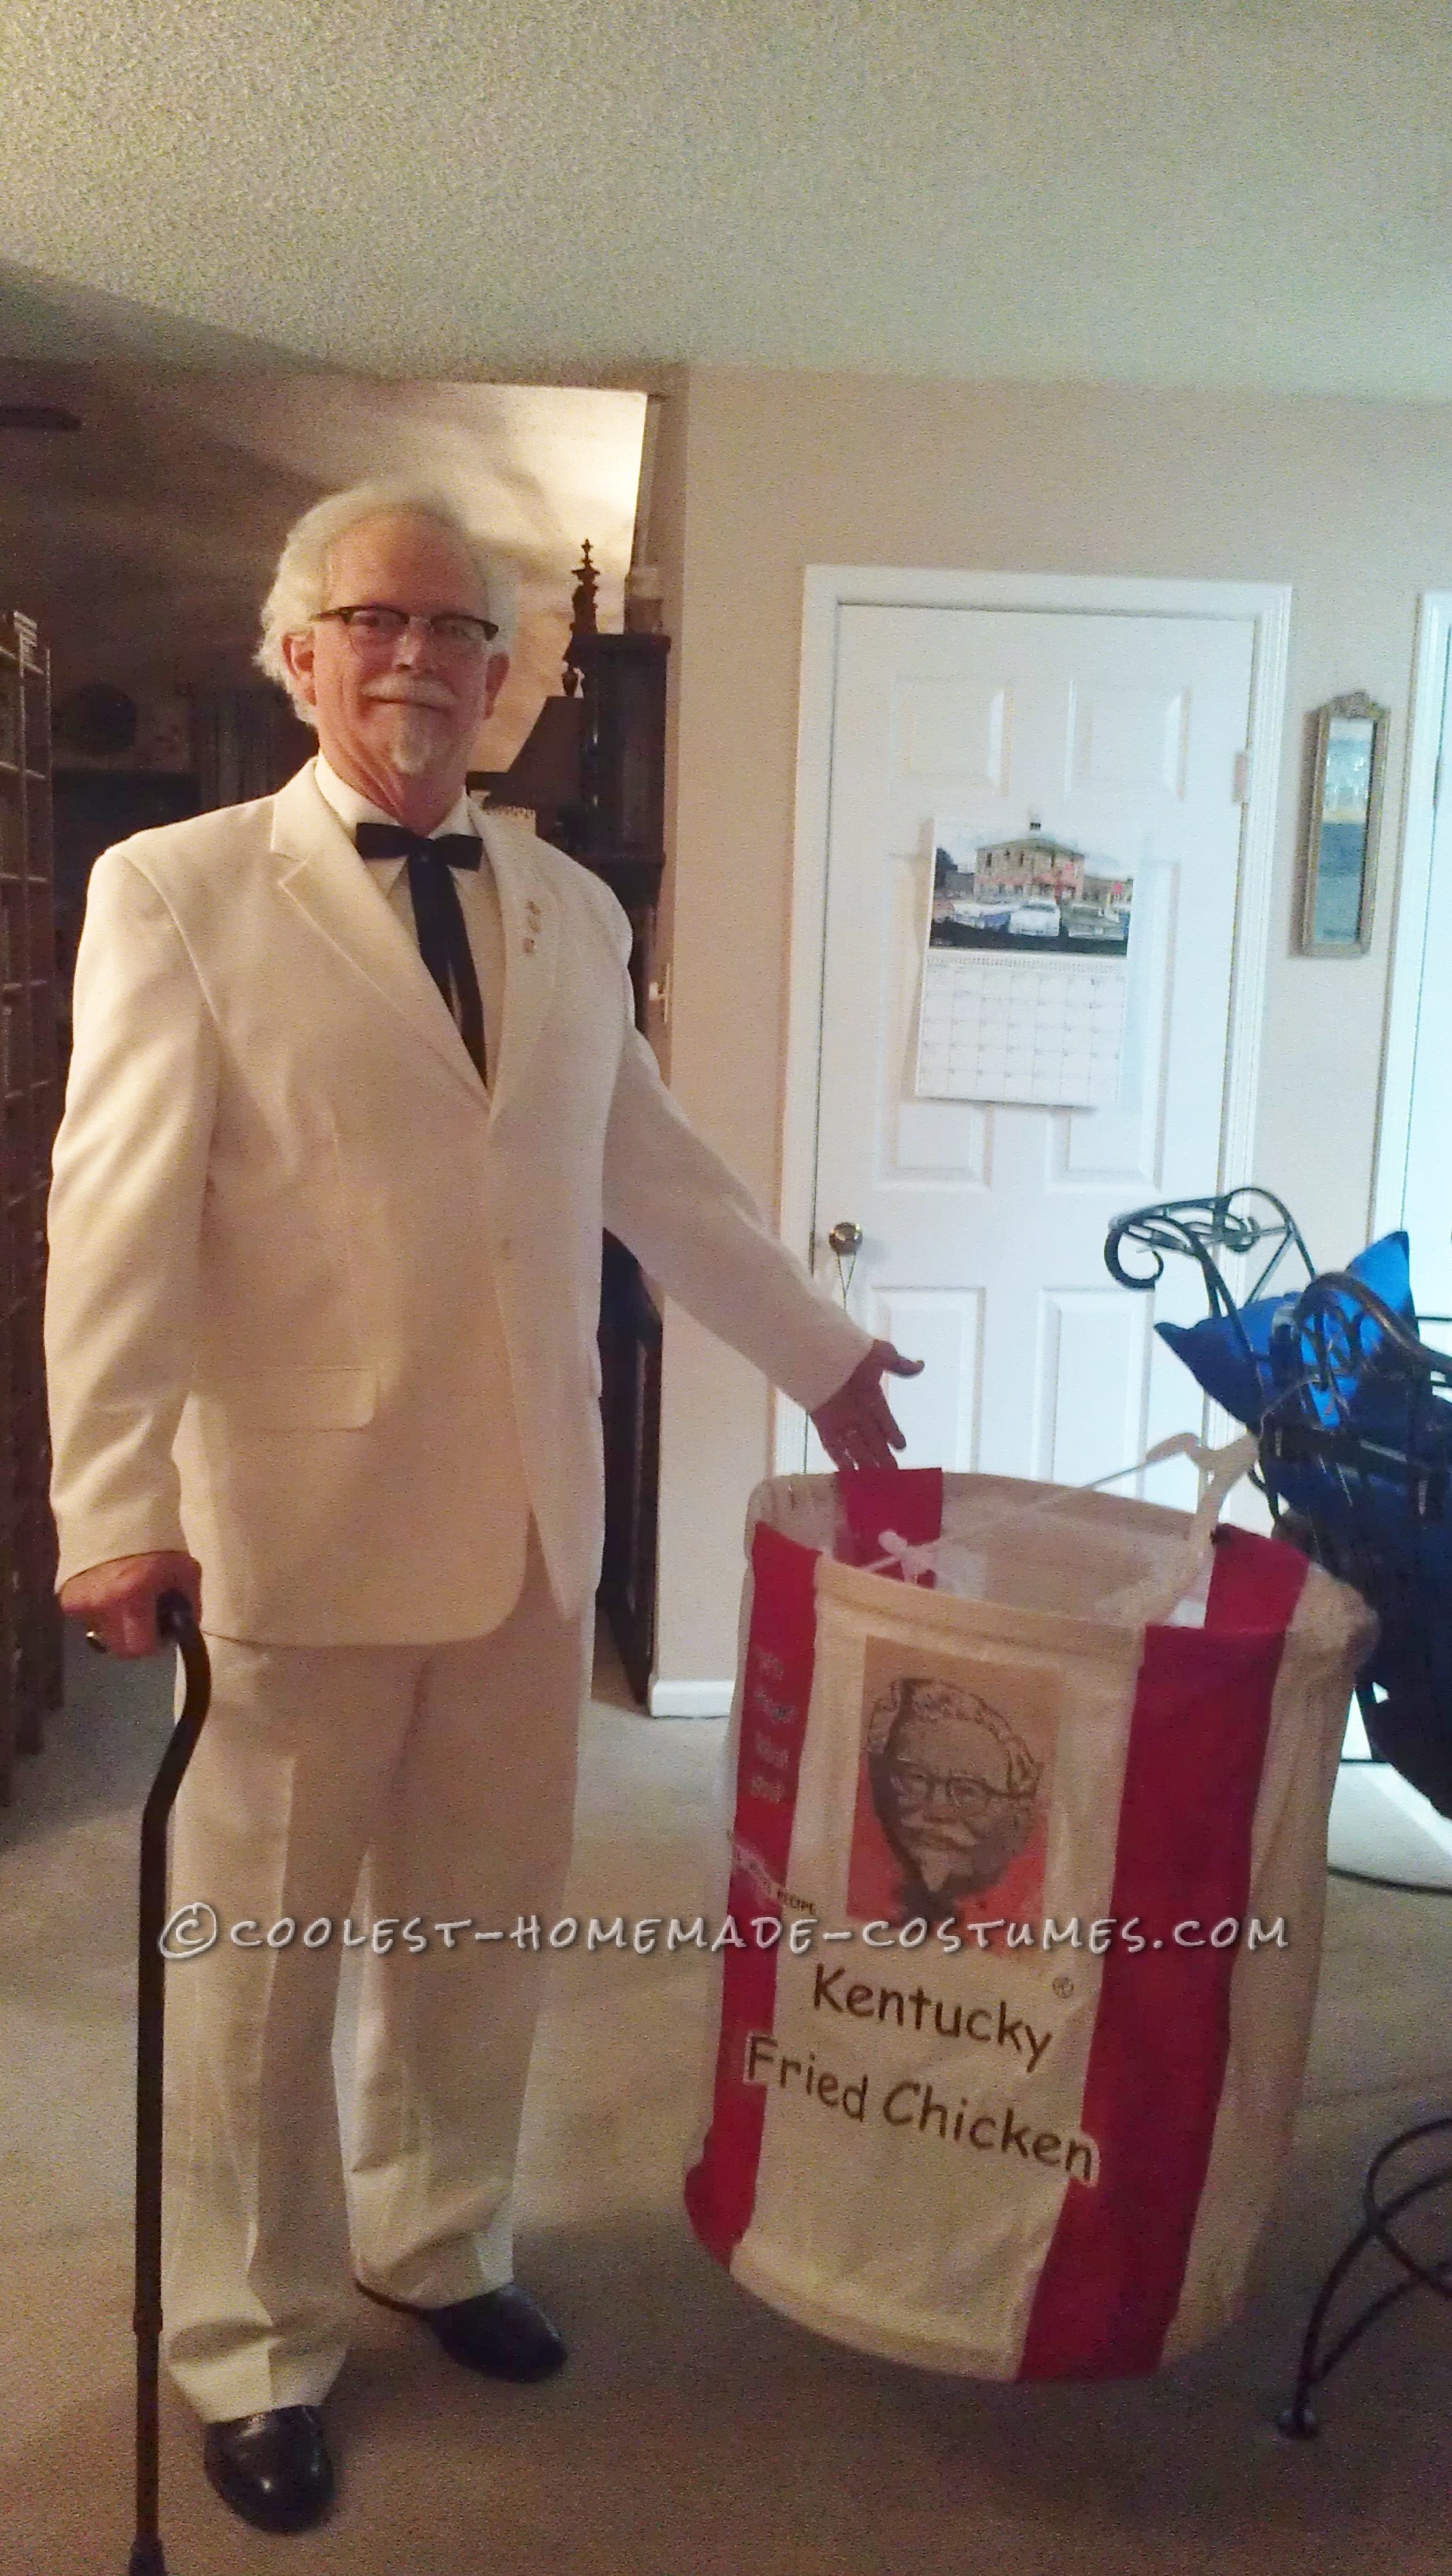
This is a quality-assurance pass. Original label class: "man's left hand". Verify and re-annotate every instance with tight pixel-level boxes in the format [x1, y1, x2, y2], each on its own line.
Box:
[810, 1340, 925, 1473]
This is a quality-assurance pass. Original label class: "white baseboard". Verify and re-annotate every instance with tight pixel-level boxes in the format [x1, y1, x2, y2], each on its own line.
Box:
[647, 1679, 732, 1718]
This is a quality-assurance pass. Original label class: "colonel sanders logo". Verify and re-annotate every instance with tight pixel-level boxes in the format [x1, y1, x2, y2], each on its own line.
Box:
[866, 1676, 1043, 1918]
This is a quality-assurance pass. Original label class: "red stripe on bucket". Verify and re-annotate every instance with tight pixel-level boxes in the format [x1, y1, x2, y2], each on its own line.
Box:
[836, 1467, 945, 1579]
[684, 1521, 821, 2265]
[1020, 1529, 1309, 2378]
[1202, 1522, 1313, 1638]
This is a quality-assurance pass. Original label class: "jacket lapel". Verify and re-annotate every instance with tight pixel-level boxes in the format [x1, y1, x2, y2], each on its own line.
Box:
[477, 805, 559, 1125]
[270, 767, 562, 1118]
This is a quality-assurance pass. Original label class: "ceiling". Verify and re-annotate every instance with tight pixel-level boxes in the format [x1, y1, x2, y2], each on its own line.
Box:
[2, 0, 1450, 401]
[0, 371, 646, 765]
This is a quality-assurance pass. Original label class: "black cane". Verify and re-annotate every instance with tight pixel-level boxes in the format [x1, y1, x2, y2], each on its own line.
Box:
[91, 1588, 212, 2576]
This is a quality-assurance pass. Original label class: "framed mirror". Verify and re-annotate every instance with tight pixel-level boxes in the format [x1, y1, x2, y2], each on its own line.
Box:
[1299, 691, 1390, 956]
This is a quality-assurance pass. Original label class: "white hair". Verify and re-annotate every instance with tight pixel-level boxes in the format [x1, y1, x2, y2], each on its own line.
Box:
[255, 479, 519, 724]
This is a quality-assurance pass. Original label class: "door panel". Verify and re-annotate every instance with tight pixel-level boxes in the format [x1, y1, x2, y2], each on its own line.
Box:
[1067, 681, 1190, 799]
[865, 1285, 984, 1470]
[1033, 1288, 1149, 1488]
[896, 678, 1011, 788]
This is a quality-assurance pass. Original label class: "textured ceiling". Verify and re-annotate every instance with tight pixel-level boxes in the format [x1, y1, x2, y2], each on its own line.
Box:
[2, 1, 1450, 400]
[0, 370, 646, 765]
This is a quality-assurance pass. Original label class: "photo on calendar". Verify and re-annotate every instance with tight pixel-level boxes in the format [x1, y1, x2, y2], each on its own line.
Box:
[930, 823, 1133, 957]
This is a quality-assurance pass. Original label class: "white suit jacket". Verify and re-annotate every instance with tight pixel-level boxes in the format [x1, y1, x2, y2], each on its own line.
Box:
[44, 762, 873, 1643]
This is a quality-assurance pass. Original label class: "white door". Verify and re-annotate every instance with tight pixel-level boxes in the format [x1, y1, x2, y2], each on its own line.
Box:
[1394, 623, 1452, 1344]
[805, 603, 1260, 1506]
[1342, 610, 1452, 1840]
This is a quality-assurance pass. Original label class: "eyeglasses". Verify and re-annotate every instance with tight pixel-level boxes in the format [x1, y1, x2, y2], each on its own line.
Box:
[888, 1765, 1020, 1818]
[314, 605, 500, 653]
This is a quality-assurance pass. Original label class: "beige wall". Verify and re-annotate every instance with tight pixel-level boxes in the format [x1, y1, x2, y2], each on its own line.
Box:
[651, 363, 1452, 1688]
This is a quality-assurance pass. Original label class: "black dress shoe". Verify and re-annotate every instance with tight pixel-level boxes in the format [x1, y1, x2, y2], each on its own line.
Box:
[358, 2278, 567, 2381]
[203, 2404, 335, 2533]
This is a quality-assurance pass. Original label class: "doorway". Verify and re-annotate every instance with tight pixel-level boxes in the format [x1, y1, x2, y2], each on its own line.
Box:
[1375, 593, 1452, 1303]
[1357, 590, 1452, 1888]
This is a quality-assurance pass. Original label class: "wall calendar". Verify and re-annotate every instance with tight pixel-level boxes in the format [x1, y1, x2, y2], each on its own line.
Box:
[915, 823, 1134, 1111]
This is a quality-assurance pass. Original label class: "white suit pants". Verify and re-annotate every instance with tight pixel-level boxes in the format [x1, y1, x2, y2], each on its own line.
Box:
[161, 1524, 589, 2422]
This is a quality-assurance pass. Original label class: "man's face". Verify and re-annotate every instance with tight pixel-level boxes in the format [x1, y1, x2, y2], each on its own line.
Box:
[281, 510, 509, 816]
[884, 1703, 1033, 1897]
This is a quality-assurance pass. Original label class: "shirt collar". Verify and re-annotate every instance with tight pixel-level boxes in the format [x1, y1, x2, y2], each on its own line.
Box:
[313, 752, 478, 886]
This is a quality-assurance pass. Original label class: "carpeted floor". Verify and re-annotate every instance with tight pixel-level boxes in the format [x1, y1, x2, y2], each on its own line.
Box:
[2, 1626, 1450, 2576]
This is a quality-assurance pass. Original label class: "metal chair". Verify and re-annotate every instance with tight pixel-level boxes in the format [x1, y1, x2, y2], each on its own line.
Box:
[1106, 1193, 1452, 2434]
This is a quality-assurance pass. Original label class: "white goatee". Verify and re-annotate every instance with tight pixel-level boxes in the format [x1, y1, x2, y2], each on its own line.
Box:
[376, 703, 452, 775]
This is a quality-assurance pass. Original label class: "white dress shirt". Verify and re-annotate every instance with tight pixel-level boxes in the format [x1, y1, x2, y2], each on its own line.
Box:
[312, 751, 507, 1088]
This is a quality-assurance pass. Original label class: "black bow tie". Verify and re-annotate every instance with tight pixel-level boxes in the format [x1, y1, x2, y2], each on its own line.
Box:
[354, 822, 481, 869]
[353, 821, 487, 1080]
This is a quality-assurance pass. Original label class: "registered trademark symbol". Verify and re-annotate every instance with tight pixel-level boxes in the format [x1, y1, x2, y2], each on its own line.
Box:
[1053, 1975, 1075, 2000]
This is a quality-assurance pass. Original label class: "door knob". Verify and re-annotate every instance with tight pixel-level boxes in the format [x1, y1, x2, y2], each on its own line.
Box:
[825, 1220, 863, 1303]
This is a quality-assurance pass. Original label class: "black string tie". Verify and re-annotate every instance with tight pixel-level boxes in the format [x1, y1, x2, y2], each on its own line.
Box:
[354, 822, 486, 1083]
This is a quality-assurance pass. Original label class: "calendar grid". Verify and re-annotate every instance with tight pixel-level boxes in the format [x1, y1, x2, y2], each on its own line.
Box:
[916, 950, 1128, 1109]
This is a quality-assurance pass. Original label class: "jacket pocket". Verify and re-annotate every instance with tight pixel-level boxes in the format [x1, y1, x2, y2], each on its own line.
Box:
[197, 1364, 378, 1429]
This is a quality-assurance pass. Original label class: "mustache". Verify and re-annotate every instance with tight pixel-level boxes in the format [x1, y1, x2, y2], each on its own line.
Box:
[362, 683, 456, 710]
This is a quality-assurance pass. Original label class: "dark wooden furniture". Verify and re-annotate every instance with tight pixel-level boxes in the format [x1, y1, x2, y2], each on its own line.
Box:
[597, 1234, 664, 1707]
[473, 582, 670, 1705]
[189, 685, 315, 813]
[1, 612, 63, 1797]
[51, 690, 309, 1079]
[559, 629, 672, 1020]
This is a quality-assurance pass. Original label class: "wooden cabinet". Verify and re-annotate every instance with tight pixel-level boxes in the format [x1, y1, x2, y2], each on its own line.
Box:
[1, 612, 63, 1798]
[567, 636, 669, 1702]
[473, 625, 670, 1705]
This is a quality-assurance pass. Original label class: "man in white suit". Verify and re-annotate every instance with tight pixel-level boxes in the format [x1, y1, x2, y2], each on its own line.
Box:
[43, 485, 919, 2535]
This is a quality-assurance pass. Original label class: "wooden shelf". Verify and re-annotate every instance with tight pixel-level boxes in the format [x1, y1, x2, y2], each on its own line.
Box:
[0, 608, 62, 1795]
[472, 626, 669, 1702]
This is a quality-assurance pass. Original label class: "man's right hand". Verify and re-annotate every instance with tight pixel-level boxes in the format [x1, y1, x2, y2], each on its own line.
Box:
[58, 1552, 203, 1658]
